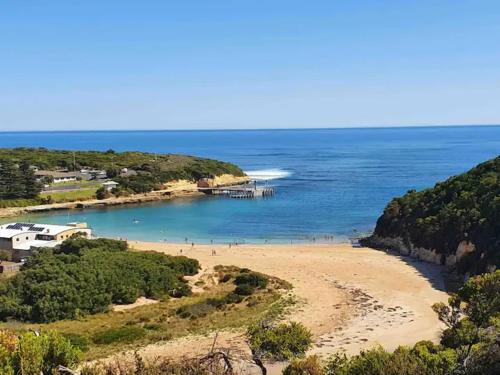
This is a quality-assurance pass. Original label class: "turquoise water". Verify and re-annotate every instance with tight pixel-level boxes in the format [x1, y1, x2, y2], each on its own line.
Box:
[1, 126, 499, 243]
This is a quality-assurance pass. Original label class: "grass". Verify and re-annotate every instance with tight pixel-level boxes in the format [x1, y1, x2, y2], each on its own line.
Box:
[46, 180, 101, 189]
[40, 188, 98, 203]
[0, 198, 43, 208]
[0, 187, 99, 208]
[0, 266, 291, 360]
[92, 326, 146, 345]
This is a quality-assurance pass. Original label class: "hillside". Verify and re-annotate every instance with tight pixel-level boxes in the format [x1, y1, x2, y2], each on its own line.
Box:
[0, 147, 244, 181]
[363, 156, 500, 275]
[0, 147, 245, 206]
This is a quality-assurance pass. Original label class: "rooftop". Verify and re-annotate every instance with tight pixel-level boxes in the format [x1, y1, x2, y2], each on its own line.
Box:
[35, 170, 79, 178]
[0, 222, 88, 239]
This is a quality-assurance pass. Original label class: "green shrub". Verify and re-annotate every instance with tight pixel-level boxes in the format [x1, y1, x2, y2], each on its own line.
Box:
[207, 297, 227, 309]
[283, 355, 325, 375]
[248, 322, 312, 361]
[176, 302, 216, 319]
[224, 293, 243, 304]
[234, 272, 268, 289]
[0, 330, 81, 375]
[62, 333, 90, 352]
[235, 283, 255, 296]
[92, 326, 146, 345]
[0, 238, 199, 323]
[219, 273, 232, 283]
[0, 250, 10, 262]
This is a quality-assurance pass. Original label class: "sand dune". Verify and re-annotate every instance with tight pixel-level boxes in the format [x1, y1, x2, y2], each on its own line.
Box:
[125, 241, 448, 373]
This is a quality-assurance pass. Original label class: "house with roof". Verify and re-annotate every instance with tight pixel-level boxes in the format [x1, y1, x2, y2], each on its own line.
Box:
[35, 170, 79, 183]
[102, 180, 119, 192]
[0, 222, 92, 261]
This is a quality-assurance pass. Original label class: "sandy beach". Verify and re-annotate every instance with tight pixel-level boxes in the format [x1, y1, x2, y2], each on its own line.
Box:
[123, 241, 449, 373]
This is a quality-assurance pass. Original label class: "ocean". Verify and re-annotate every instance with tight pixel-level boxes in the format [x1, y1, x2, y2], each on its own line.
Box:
[1, 126, 499, 243]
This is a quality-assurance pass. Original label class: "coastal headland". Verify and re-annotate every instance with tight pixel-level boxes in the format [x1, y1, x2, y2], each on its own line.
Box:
[0, 174, 249, 218]
[122, 241, 449, 373]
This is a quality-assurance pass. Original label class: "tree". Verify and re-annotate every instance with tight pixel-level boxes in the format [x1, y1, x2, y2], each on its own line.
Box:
[19, 161, 41, 198]
[366, 156, 500, 276]
[0, 160, 23, 199]
[247, 321, 312, 375]
[106, 167, 120, 178]
[432, 270, 500, 372]
[95, 186, 107, 200]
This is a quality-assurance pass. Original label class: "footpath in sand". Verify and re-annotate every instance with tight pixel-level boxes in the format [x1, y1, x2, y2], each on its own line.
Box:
[126, 242, 449, 373]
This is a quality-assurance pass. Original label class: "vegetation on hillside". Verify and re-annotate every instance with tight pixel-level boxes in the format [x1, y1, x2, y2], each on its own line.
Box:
[75, 271, 500, 375]
[0, 237, 199, 323]
[0, 330, 81, 375]
[0, 147, 245, 205]
[365, 156, 500, 275]
[0, 159, 41, 200]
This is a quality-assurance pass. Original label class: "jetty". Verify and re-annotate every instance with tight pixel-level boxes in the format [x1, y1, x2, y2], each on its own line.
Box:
[198, 183, 274, 199]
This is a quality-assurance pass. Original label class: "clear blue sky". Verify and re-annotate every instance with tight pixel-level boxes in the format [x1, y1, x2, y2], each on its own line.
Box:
[1, 0, 499, 131]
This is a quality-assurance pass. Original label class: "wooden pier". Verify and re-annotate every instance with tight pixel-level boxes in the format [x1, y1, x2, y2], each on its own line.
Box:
[198, 183, 274, 199]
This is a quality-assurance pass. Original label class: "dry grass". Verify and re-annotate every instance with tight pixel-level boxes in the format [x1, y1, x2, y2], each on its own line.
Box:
[0, 266, 290, 361]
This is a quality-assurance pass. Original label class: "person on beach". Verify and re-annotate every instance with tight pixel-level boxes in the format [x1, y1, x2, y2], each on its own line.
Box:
[180, 249, 183, 254]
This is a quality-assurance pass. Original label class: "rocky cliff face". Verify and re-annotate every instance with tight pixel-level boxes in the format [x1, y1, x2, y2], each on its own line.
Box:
[365, 156, 500, 276]
[364, 236, 485, 270]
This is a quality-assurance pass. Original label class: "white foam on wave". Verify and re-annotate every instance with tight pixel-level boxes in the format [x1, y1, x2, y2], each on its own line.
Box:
[244, 168, 292, 181]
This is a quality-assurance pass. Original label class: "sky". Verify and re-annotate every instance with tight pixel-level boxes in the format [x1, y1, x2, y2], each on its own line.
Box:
[1, 0, 500, 131]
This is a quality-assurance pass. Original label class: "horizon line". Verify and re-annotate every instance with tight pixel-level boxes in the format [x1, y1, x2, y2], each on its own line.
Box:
[1, 123, 500, 134]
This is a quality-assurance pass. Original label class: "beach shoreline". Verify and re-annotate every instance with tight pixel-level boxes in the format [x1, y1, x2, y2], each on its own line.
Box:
[0, 174, 249, 219]
[122, 241, 449, 373]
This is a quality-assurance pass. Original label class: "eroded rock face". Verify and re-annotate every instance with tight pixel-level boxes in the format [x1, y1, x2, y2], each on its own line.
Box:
[366, 236, 479, 268]
[366, 236, 442, 265]
[456, 241, 476, 260]
[445, 241, 476, 267]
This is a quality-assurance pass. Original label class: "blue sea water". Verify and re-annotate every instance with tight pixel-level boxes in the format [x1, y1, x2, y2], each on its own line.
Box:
[1, 126, 499, 243]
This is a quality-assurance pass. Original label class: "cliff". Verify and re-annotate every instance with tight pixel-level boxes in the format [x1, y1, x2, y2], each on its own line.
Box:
[363, 156, 500, 275]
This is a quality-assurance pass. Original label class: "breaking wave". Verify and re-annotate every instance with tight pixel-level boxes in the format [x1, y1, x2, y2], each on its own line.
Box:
[244, 168, 292, 181]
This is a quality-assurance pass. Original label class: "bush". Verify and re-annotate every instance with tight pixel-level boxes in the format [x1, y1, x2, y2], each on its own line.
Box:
[219, 273, 232, 283]
[0, 250, 10, 262]
[176, 302, 216, 320]
[95, 186, 107, 200]
[62, 333, 90, 352]
[92, 326, 146, 345]
[283, 355, 325, 375]
[248, 322, 312, 361]
[0, 330, 81, 374]
[0, 238, 200, 323]
[234, 272, 268, 289]
[234, 284, 255, 296]
[224, 293, 243, 304]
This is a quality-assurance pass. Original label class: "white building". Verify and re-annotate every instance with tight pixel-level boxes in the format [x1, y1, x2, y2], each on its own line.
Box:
[102, 181, 119, 191]
[35, 170, 79, 183]
[0, 222, 92, 261]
